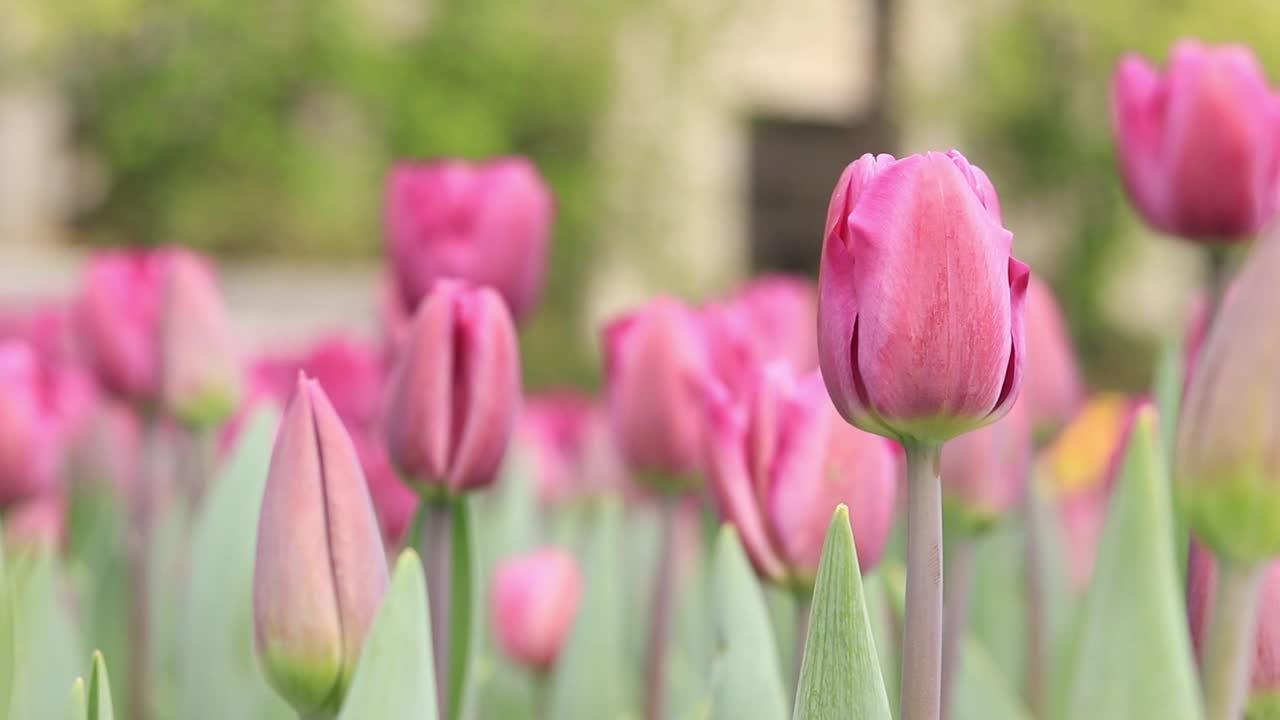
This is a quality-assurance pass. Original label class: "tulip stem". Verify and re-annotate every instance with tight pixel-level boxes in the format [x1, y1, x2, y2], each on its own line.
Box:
[1201, 560, 1263, 720]
[901, 442, 944, 720]
[1205, 247, 1230, 322]
[128, 417, 164, 720]
[421, 500, 455, 720]
[644, 496, 679, 720]
[940, 535, 973, 720]
[1023, 488, 1048, 719]
[793, 594, 812, 695]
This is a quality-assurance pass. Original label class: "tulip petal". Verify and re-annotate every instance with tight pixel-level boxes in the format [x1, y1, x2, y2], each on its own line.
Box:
[386, 286, 457, 485]
[1112, 53, 1171, 231]
[448, 288, 521, 493]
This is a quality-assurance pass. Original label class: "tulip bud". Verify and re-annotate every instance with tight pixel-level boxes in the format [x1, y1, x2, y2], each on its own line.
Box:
[817, 151, 1029, 446]
[77, 250, 166, 402]
[1177, 228, 1280, 563]
[1112, 40, 1280, 242]
[603, 298, 711, 488]
[0, 342, 62, 508]
[701, 363, 898, 589]
[521, 391, 626, 505]
[1039, 394, 1139, 592]
[385, 157, 554, 323]
[1023, 275, 1083, 438]
[3, 494, 65, 549]
[384, 281, 521, 496]
[160, 250, 242, 428]
[490, 548, 583, 671]
[1188, 541, 1280, 711]
[701, 274, 819, 399]
[254, 375, 389, 716]
[941, 395, 1033, 534]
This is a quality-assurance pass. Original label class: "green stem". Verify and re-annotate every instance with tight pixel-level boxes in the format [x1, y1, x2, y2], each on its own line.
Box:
[128, 416, 164, 720]
[421, 500, 454, 720]
[1023, 488, 1048, 719]
[901, 443, 944, 720]
[644, 497, 679, 720]
[940, 536, 974, 720]
[1202, 560, 1263, 720]
[534, 672, 552, 720]
[1205, 247, 1230, 323]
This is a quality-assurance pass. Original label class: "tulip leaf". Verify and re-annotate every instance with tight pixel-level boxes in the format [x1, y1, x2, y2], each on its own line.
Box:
[87, 651, 115, 720]
[70, 677, 87, 720]
[549, 499, 633, 720]
[1153, 336, 1190, 583]
[0, 524, 14, 720]
[179, 407, 292, 720]
[707, 526, 788, 720]
[863, 572, 900, 719]
[793, 505, 892, 720]
[7, 549, 84, 720]
[952, 635, 1031, 720]
[448, 496, 479, 720]
[338, 550, 438, 720]
[1057, 410, 1202, 720]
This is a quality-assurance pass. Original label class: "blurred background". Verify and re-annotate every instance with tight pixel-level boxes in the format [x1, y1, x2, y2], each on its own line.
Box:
[2, 0, 1276, 389]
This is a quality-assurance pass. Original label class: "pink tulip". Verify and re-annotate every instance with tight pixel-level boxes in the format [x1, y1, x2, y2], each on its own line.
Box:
[490, 549, 583, 671]
[385, 157, 554, 323]
[0, 302, 80, 365]
[0, 342, 63, 507]
[253, 335, 387, 431]
[159, 250, 242, 427]
[352, 430, 419, 548]
[1188, 542, 1280, 703]
[702, 363, 898, 587]
[254, 375, 389, 716]
[77, 249, 168, 402]
[941, 395, 1033, 533]
[818, 151, 1029, 445]
[603, 298, 711, 483]
[1112, 40, 1280, 242]
[3, 493, 65, 549]
[1023, 275, 1083, 437]
[701, 274, 818, 400]
[521, 391, 628, 504]
[384, 281, 521, 495]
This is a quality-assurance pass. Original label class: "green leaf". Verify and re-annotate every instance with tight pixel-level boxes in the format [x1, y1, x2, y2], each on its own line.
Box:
[338, 550, 438, 720]
[952, 636, 1031, 720]
[179, 407, 292, 720]
[0, 522, 14, 720]
[1152, 336, 1190, 584]
[448, 496, 479, 720]
[793, 505, 891, 720]
[707, 526, 788, 720]
[7, 549, 84, 720]
[87, 651, 115, 720]
[549, 499, 632, 720]
[862, 572, 900, 719]
[1057, 409, 1202, 720]
[70, 677, 86, 720]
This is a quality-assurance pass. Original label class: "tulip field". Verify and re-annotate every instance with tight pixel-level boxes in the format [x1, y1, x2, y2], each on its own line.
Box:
[4, 29, 1280, 720]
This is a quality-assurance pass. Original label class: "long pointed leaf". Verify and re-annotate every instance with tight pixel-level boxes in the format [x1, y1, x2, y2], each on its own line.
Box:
[1058, 409, 1201, 720]
[8, 550, 83, 720]
[70, 678, 86, 720]
[708, 526, 788, 720]
[338, 550, 438, 719]
[0, 522, 12, 720]
[87, 651, 115, 720]
[793, 505, 891, 720]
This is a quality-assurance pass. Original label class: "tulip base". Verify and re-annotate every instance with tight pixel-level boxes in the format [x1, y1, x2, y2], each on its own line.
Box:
[901, 442, 944, 720]
[1202, 560, 1264, 720]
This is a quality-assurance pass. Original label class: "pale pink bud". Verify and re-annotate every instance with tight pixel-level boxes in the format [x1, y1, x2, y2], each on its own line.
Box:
[0, 342, 62, 507]
[1112, 40, 1280, 242]
[384, 281, 521, 495]
[160, 250, 242, 428]
[818, 151, 1028, 445]
[1188, 541, 1280, 702]
[1023, 275, 1083, 436]
[490, 549, 583, 671]
[385, 157, 554, 323]
[253, 375, 389, 715]
[77, 249, 166, 401]
[941, 395, 1033, 533]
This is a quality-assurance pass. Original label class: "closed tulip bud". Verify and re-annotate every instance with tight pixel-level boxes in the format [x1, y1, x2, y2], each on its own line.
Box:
[160, 250, 242, 428]
[254, 375, 389, 716]
[942, 395, 1033, 534]
[603, 298, 711, 487]
[384, 281, 521, 496]
[3, 493, 65, 549]
[1023, 275, 1083, 438]
[0, 342, 62, 508]
[702, 364, 898, 589]
[1112, 40, 1280, 242]
[521, 391, 626, 504]
[818, 151, 1029, 446]
[77, 250, 166, 402]
[734, 274, 819, 373]
[385, 157, 554, 323]
[490, 549, 583, 672]
[1177, 228, 1280, 563]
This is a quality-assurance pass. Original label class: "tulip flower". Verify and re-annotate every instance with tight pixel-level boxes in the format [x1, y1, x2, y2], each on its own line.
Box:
[702, 274, 818, 398]
[385, 157, 554, 323]
[1112, 40, 1280, 242]
[253, 335, 387, 431]
[159, 251, 242, 428]
[3, 493, 65, 549]
[254, 374, 389, 716]
[490, 549, 584, 672]
[702, 364, 898, 589]
[603, 297, 711, 487]
[521, 391, 627, 504]
[77, 249, 167, 402]
[1023, 275, 1083, 438]
[384, 280, 521, 496]
[941, 395, 1033, 534]
[818, 151, 1028, 446]
[0, 342, 62, 508]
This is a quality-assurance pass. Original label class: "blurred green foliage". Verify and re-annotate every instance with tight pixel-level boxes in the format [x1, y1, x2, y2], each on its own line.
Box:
[956, 0, 1280, 389]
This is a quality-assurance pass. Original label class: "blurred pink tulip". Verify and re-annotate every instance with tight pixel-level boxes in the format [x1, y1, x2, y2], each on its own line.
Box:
[1188, 542, 1280, 704]
[603, 298, 711, 484]
[77, 249, 168, 402]
[941, 395, 1033, 533]
[352, 431, 418, 548]
[818, 151, 1028, 445]
[0, 302, 80, 365]
[384, 281, 521, 495]
[0, 342, 63, 507]
[160, 250, 242, 428]
[1023, 275, 1083, 437]
[3, 493, 65, 549]
[702, 364, 898, 587]
[521, 391, 627, 504]
[490, 549, 583, 671]
[701, 274, 818, 400]
[1112, 40, 1280, 242]
[386, 157, 554, 323]
[254, 375, 388, 716]
[253, 335, 387, 431]
[69, 398, 141, 496]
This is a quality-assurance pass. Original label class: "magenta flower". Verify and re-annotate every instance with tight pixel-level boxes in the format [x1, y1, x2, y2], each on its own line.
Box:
[1023, 275, 1083, 436]
[940, 395, 1033, 533]
[77, 249, 168, 402]
[0, 342, 62, 507]
[490, 548, 584, 672]
[159, 250, 241, 427]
